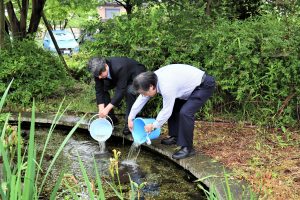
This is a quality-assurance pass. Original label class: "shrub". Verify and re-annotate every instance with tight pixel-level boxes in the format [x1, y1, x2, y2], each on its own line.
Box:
[83, 4, 300, 126]
[0, 40, 71, 106]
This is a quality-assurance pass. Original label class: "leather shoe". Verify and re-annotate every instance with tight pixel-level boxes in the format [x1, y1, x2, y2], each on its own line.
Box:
[122, 126, 131, 136]
[172, 147, 195, 160]
[161, 136, 177, 145]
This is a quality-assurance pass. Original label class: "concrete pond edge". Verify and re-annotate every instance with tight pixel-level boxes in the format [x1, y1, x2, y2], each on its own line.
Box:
[8, 112, 255, 200]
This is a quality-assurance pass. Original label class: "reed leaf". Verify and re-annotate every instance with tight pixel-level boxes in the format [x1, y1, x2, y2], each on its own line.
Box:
[0, 79, 13, 112]
[36, 98, 70, 183]
[9, 175, 16, 199]
[106, 181, 124, 200]
[128, 174, 136, 200]
[223, 170, 233, 200]
[22, 100, 36, 200]
[93, 158, 105, 200]
[37, 114, 86, 197]
[50, 168, 66, 200]
[0, 186, 6, 200]
[0, 114, 12, 182]
[77, 152, 95, 199]
[64, 181, 80, 200]
[15, 113, 24, 199]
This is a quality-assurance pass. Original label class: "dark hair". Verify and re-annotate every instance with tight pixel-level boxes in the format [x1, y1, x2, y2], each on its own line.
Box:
[87, 57, 106, 77]
[133, 72, 158, 93]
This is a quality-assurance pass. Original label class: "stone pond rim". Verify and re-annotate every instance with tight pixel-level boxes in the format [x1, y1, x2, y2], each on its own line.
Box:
[8, 112, 255, 200]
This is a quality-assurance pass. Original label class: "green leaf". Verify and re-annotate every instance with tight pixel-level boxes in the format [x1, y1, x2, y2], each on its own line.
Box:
[0, 79, 13, 112]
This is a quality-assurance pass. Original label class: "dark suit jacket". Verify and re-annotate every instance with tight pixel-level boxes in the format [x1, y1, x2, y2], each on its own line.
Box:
[94, 57, 146, 106]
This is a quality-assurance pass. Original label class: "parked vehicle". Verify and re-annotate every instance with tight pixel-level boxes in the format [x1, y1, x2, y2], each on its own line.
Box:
[43, 30, 79, 55]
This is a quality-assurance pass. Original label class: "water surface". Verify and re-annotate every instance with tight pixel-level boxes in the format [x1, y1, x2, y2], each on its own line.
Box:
[35, 128, 205, 199]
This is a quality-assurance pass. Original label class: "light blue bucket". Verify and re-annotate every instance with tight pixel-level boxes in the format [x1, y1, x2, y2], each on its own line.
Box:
[88, 114, 114, 142]
[132, 118, 161, 145]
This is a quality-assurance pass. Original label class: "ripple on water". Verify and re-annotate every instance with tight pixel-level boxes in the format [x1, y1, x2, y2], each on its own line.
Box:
[63, 138, 111, 173]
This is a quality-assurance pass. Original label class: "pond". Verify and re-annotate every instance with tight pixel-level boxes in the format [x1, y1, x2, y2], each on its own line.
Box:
[33, 127, 206, 199]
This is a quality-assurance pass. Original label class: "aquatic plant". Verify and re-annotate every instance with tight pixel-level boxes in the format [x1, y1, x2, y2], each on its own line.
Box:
[0, 80, 146, 199]
[0, 80, 85, 199]
[196, 169, 257, 200]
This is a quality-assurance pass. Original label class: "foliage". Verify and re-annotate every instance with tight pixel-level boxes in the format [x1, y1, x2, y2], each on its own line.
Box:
[0, 39, 71, 106]
[64, 52, 92, 83]
[83, 3, 300, 126]
[44, 0, 99, 29]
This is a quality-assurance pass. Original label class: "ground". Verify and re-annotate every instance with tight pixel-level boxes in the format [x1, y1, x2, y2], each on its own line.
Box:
[184, 121, 300, 200]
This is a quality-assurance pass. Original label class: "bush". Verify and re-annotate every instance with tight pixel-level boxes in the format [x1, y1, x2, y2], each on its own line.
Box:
[0, 40, 71, 106]
[83, 4, 300, 126]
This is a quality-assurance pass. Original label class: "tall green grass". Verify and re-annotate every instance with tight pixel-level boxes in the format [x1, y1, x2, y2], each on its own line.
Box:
[196, 170, 257, 200]
[0, 80, 145, 199]
[0, 80, 85, 199]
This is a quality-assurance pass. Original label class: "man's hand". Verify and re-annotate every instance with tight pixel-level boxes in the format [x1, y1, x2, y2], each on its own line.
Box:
[144, 124, 154, 133]
[128, 118, 134, 132]
[98, 103, 114, 118]
[99, 108, 109, 118]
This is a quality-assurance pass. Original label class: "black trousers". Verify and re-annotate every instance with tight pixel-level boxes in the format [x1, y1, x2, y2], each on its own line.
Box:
[167, 75, 215, 147]
[103, 79, 136, 127]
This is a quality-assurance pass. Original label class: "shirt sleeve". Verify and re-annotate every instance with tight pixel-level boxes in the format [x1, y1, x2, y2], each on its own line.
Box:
[95, 77, 105, 105]
[128, 95, 150, 119]
[153, 93, 176, 128]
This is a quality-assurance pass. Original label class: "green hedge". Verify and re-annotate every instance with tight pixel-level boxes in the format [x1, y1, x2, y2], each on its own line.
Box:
[0, 40, 71, 106]
[83, 5, 300, 126]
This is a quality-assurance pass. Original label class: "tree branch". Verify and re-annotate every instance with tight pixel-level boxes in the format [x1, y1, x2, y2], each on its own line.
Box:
[276, 92, 296, 116]
[115, 0, 126, 7]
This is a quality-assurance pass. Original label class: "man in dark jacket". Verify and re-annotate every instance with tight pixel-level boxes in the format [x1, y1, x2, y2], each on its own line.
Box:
[87, 57, 146, 135]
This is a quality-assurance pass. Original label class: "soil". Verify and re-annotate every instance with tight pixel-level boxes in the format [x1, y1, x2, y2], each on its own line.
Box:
[187, 120, 300, 200]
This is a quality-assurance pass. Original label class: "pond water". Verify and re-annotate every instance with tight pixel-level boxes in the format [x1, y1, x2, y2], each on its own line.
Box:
[34, 128, 206, 199]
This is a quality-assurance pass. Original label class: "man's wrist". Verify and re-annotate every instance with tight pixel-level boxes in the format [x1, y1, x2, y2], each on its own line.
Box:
[152, 121, 159, 129]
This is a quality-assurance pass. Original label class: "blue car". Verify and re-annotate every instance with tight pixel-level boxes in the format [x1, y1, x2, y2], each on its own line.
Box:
[43, 30, 79, 55]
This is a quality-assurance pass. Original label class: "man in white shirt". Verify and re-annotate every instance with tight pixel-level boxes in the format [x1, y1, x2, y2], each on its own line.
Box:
[128, 64, 215, 159]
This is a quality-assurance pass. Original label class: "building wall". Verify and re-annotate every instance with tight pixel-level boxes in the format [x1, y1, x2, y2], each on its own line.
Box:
[97, 4, 126, 21]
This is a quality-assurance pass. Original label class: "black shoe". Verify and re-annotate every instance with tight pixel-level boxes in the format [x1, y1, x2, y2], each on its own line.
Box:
[122, 126, 131, 136]
[172, 147, 195, 160]
[161, 136, 177, 145]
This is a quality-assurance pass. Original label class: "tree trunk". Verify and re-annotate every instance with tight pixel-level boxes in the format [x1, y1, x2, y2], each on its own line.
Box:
[6, 1, 21, 38]
[0, 0, 5, 49]
[28, 0, 46, 34]
[20, 0, 29, 38]
[205, 0, 212, 16]
[115, 0, 133, 16]
[63, 19, 68, 29]
[42, 12, 70, 75]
